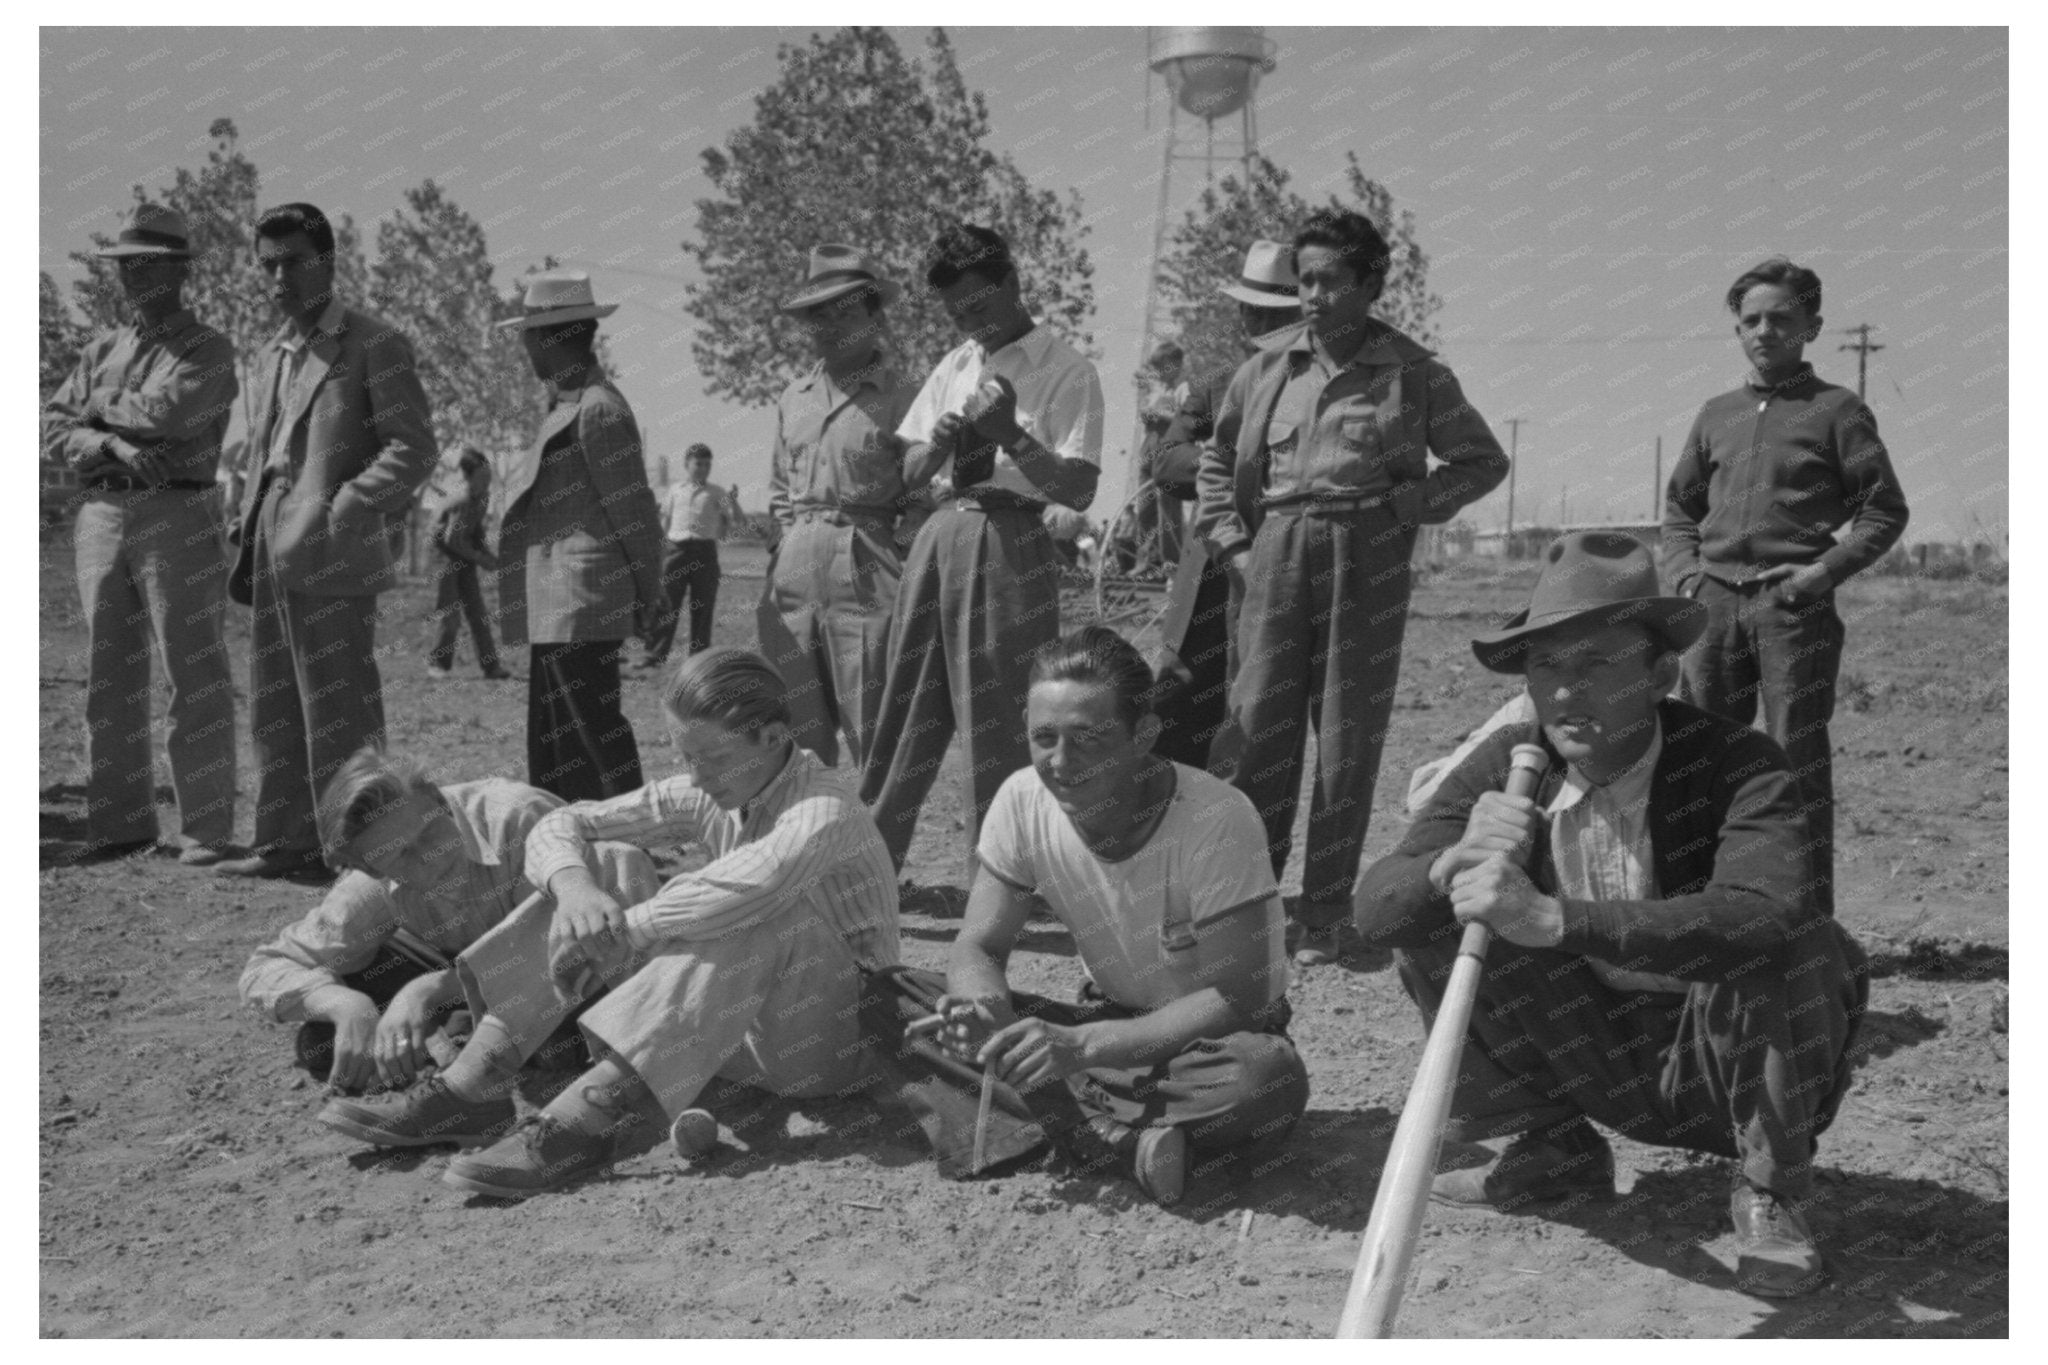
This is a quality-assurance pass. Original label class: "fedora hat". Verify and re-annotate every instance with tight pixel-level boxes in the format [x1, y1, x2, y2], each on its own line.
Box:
[1472, 531, 1706, 674]
[1219, 239, 1300, 308]
[496, 270, 619, 330]
[94, 203, 194, 259]
[779, 244, 903, 314]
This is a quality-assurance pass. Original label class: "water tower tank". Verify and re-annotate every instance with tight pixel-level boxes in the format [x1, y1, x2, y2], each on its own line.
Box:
[1149, 27, 1276, 122]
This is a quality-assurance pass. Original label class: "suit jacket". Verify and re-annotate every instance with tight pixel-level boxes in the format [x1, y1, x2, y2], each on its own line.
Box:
[1354, 698, 1847, 985]
[1193, 319, 1508, 560]
[494, 365, 665, 648]
[228, 306, 437, 602]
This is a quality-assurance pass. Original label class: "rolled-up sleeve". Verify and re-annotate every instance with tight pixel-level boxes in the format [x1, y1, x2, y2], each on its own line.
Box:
[619, 791, 854, 949]
[238, 872, 406, 1021]
[525, 778, 714, 896]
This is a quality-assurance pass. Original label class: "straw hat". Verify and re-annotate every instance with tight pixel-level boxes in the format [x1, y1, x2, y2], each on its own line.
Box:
[497, 270, 619, 330]
[94, 203, 194, 259]
[779, 244, 902, 314]
[1218, 239, 1299, 308]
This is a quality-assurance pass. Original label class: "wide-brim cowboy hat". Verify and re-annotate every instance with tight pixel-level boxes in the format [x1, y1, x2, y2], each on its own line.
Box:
[496, 269, 619, 330]
[1219, 239, 1300, 309]
[94, 203, 194, 259]
[1472, 530, 1706, 674]
[779, 244, 903, 314]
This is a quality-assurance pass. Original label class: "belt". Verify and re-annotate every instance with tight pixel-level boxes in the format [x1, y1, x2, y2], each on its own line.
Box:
[791, 504, 895, 526]
[85, 473, 214, 493]
[953, 489, 1046, 515]
[1258, 490, 1396, 516]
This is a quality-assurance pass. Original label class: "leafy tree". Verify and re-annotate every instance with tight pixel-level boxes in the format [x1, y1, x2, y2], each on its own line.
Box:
[1154, 152, 1442, 383]
[40, 271, 88, 399]
[368, 179, 541, 460]
[684, 27, 1096, 408]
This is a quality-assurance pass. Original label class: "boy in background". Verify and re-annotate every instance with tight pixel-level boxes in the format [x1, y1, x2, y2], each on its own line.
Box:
[426, 446, 508, 680]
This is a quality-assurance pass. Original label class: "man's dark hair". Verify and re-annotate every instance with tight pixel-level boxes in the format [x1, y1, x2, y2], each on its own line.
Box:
[1292, 209, 1392, 296]
[686, 443, 713, 461]
[924, 222, 1015, 292]
[1725, 256, 1823, 317]
[1030, 625, 1159, 730]
[255, 202, 337, 262]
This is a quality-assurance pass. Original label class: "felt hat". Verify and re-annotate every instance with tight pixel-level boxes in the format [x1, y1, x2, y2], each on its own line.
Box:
[94, 202, 194, 259]
[779, 244, 903, 313]
[496, 270, 619, 330]
[1219, 239, 1300, 308]
[1472, 531, 1706, 674]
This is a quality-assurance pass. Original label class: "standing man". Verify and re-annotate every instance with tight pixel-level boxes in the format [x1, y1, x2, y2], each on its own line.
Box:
[1134, 340, 1186, 570]
[763, 245, 919, 770]
[425, 446, 509, 681]
[640, 444, 733, 669]
[861, 222, 1105, 870]
[1663, 257, 1909, 919]
[494, 270, 667, 804]
[1147, 240, 1302, 771]
[43, 203, 240, 865]
[221, 202, 436, 880]
[1195, 210, 1509, 965]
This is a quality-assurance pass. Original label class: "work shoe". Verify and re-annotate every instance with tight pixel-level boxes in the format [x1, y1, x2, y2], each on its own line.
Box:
[481, 665, 512, 681]
[1132, 1125, 1188, 1206]
[1060, 1115, 1187, 1207]
[319, 1076, 516, 1149]
[173, 843, 234, 867]
[670, 1107, 720, 1160]
[1431, 1118, 1615, 1211]
[1730, 1180, 1825, 1297]
[443, 1115, 620, 1199]
[425, 663, 454, 679]
[216, 848, 329, 881]
[1291, 922, 1352, 967]
[51, 837, 154, 867]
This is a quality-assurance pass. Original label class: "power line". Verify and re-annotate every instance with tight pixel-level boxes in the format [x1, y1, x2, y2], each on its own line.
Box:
[1840, 323, 1884, 400]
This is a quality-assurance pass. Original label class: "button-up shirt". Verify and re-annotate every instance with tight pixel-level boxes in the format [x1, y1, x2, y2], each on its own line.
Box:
[897, 321, 1104, 501]
[263, 295, 347, 474]
[1264, 329, 1424, 502]
[663, 480, 734, 542]
[1546, 723, 1689, 995]
[41, 308, 239, 485]
[770, 355, 918, 524]
[1662, 363, 1909, 592]
[238, 779, 561, 1020]
[524, 744, 901, 970]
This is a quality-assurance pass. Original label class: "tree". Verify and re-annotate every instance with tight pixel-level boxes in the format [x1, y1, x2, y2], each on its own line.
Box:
[40, 271, 88, 399]
[684, 27, 1096, 408]
[1153, 152, 1442, 383]
[368, 179, 541, 460]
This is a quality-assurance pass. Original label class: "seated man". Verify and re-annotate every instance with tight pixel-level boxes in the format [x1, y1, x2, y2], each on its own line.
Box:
[325, 648, 901, 1199]
[240, 747, 659, 1095]
[932, 626, 1309, 1206]
[1354, 531, 1867, 1298]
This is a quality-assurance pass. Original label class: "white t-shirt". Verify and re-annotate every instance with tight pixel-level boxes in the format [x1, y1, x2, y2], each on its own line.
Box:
[976, 762, 1280, 1011]
[897, 321, 1104, 502]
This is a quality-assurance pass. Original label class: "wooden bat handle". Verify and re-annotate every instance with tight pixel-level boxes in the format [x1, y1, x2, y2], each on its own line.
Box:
[1336, 743, 1550, 1339]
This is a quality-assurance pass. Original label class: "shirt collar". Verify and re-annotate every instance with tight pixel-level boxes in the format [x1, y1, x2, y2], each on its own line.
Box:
[1546, 717, 1664, 818]
[137, 308, 196, 340]
[444, 782, 503, 867]
[798, 350, 898, 397]
[738, 740, 807, 823]
[280, 297, 346, 354]
[1288, 320, 1407, 371]
[977, 320, 1050, 368]
[1745, 362, 1816, 394]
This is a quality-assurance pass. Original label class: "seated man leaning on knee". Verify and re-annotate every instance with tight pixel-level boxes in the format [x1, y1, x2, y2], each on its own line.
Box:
[240, 745, 661, 1098]
[1354, 531, 1867, 1298]
[342, 647, 901, 1200]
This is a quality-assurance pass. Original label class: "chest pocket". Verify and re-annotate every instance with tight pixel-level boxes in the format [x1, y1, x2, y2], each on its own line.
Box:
[1338, 415, 1382, 459]
[1264, 418, 1298, 456]
[1159, 884, 1198, 955]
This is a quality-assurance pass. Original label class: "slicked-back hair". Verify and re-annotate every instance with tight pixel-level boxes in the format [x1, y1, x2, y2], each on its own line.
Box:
[255, 201, 337, 262]
[1030, 626, 1158, 730]
[924, 222, 1015, 292]
[664, 647, 791, 736]
[1725, 256, 1823, 317]
[315, 742, 442, 867]
[1292, 209, 1392, 297]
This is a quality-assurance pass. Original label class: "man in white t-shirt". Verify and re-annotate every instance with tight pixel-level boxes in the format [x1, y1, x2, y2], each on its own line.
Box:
[859, 222, 1106, 870]
[933, 628, 1308, 1205]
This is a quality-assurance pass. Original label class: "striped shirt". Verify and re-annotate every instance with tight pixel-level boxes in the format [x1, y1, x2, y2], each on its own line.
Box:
[525, 744, 901, 969]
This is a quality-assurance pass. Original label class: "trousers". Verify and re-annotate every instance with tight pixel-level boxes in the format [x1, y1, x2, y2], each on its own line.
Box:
[645, 537, 719, 662]
[763, 516, 900, 770]
[1212, 506, 1416, 926]
[526, 640, 642, 804]
[1682, 576, 1844, 917]
[1395, 918, 1867, 1196]
[72, 489, 236, 846]
[427, 554, 500, 672]
[1151, 551, 1234, 771]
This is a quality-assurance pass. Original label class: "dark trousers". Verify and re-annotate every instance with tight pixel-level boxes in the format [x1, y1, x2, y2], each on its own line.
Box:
[645, 538, 719, 662]
[1211, 506, 1415, 927]
[527, 641, 642, 803]
[427, 554, 500, 672]
[1394, 919, 1866, 1197]
[1151, 553, 1233, 770]
[1681, 577, 1844, 917]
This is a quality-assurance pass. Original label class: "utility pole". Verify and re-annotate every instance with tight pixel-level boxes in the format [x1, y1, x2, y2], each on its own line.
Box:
[1652, 435, 1662, 521]
[1840, 323, 1884, 399]
[1503, 417, 1525, 543]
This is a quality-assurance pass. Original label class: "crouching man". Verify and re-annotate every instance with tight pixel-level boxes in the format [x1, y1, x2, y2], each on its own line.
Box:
[1353, 532, 1866, 1297]
[324, 648, 901, 1199]
[930, 627, 1309, 1205]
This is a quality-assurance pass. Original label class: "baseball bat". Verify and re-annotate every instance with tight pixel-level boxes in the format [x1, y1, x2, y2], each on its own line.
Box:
[1335, 742, 1552, 1339]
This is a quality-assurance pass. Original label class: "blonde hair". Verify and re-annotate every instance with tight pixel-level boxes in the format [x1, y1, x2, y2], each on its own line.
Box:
[314, 743, 442, 867]
[661, 648, 790, 736]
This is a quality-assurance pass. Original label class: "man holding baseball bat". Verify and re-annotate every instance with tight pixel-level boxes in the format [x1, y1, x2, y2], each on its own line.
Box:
[1354, 532, 1867, 1298]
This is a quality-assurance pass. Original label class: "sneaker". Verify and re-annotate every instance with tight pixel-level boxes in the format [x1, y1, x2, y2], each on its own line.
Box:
[1431, 1118, 1615, 1211]
[215, 848, 329, 881]
[1730, 1180, 1825, 1297]
[169, 842, 234, 867]
[443, 1115, 619, 1199]
[670, 1107, 720, 1160]
[319, 1076, 517, 1149]
[426, 663, 454, 679]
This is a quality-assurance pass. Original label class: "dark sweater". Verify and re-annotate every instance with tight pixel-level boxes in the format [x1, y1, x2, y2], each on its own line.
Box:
[1354, 699, 1824, 985]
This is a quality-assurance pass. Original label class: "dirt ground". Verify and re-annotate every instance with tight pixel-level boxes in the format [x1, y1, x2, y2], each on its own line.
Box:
[38, 530, 2008, 1338]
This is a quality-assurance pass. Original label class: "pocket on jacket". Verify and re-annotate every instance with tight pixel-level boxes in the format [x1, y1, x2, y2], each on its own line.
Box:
[1264, 419, 1297, 454]
[1338, 415, 1381, 455]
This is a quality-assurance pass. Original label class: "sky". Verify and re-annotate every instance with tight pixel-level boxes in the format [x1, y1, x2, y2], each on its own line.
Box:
[38, 20, 2010, 544]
